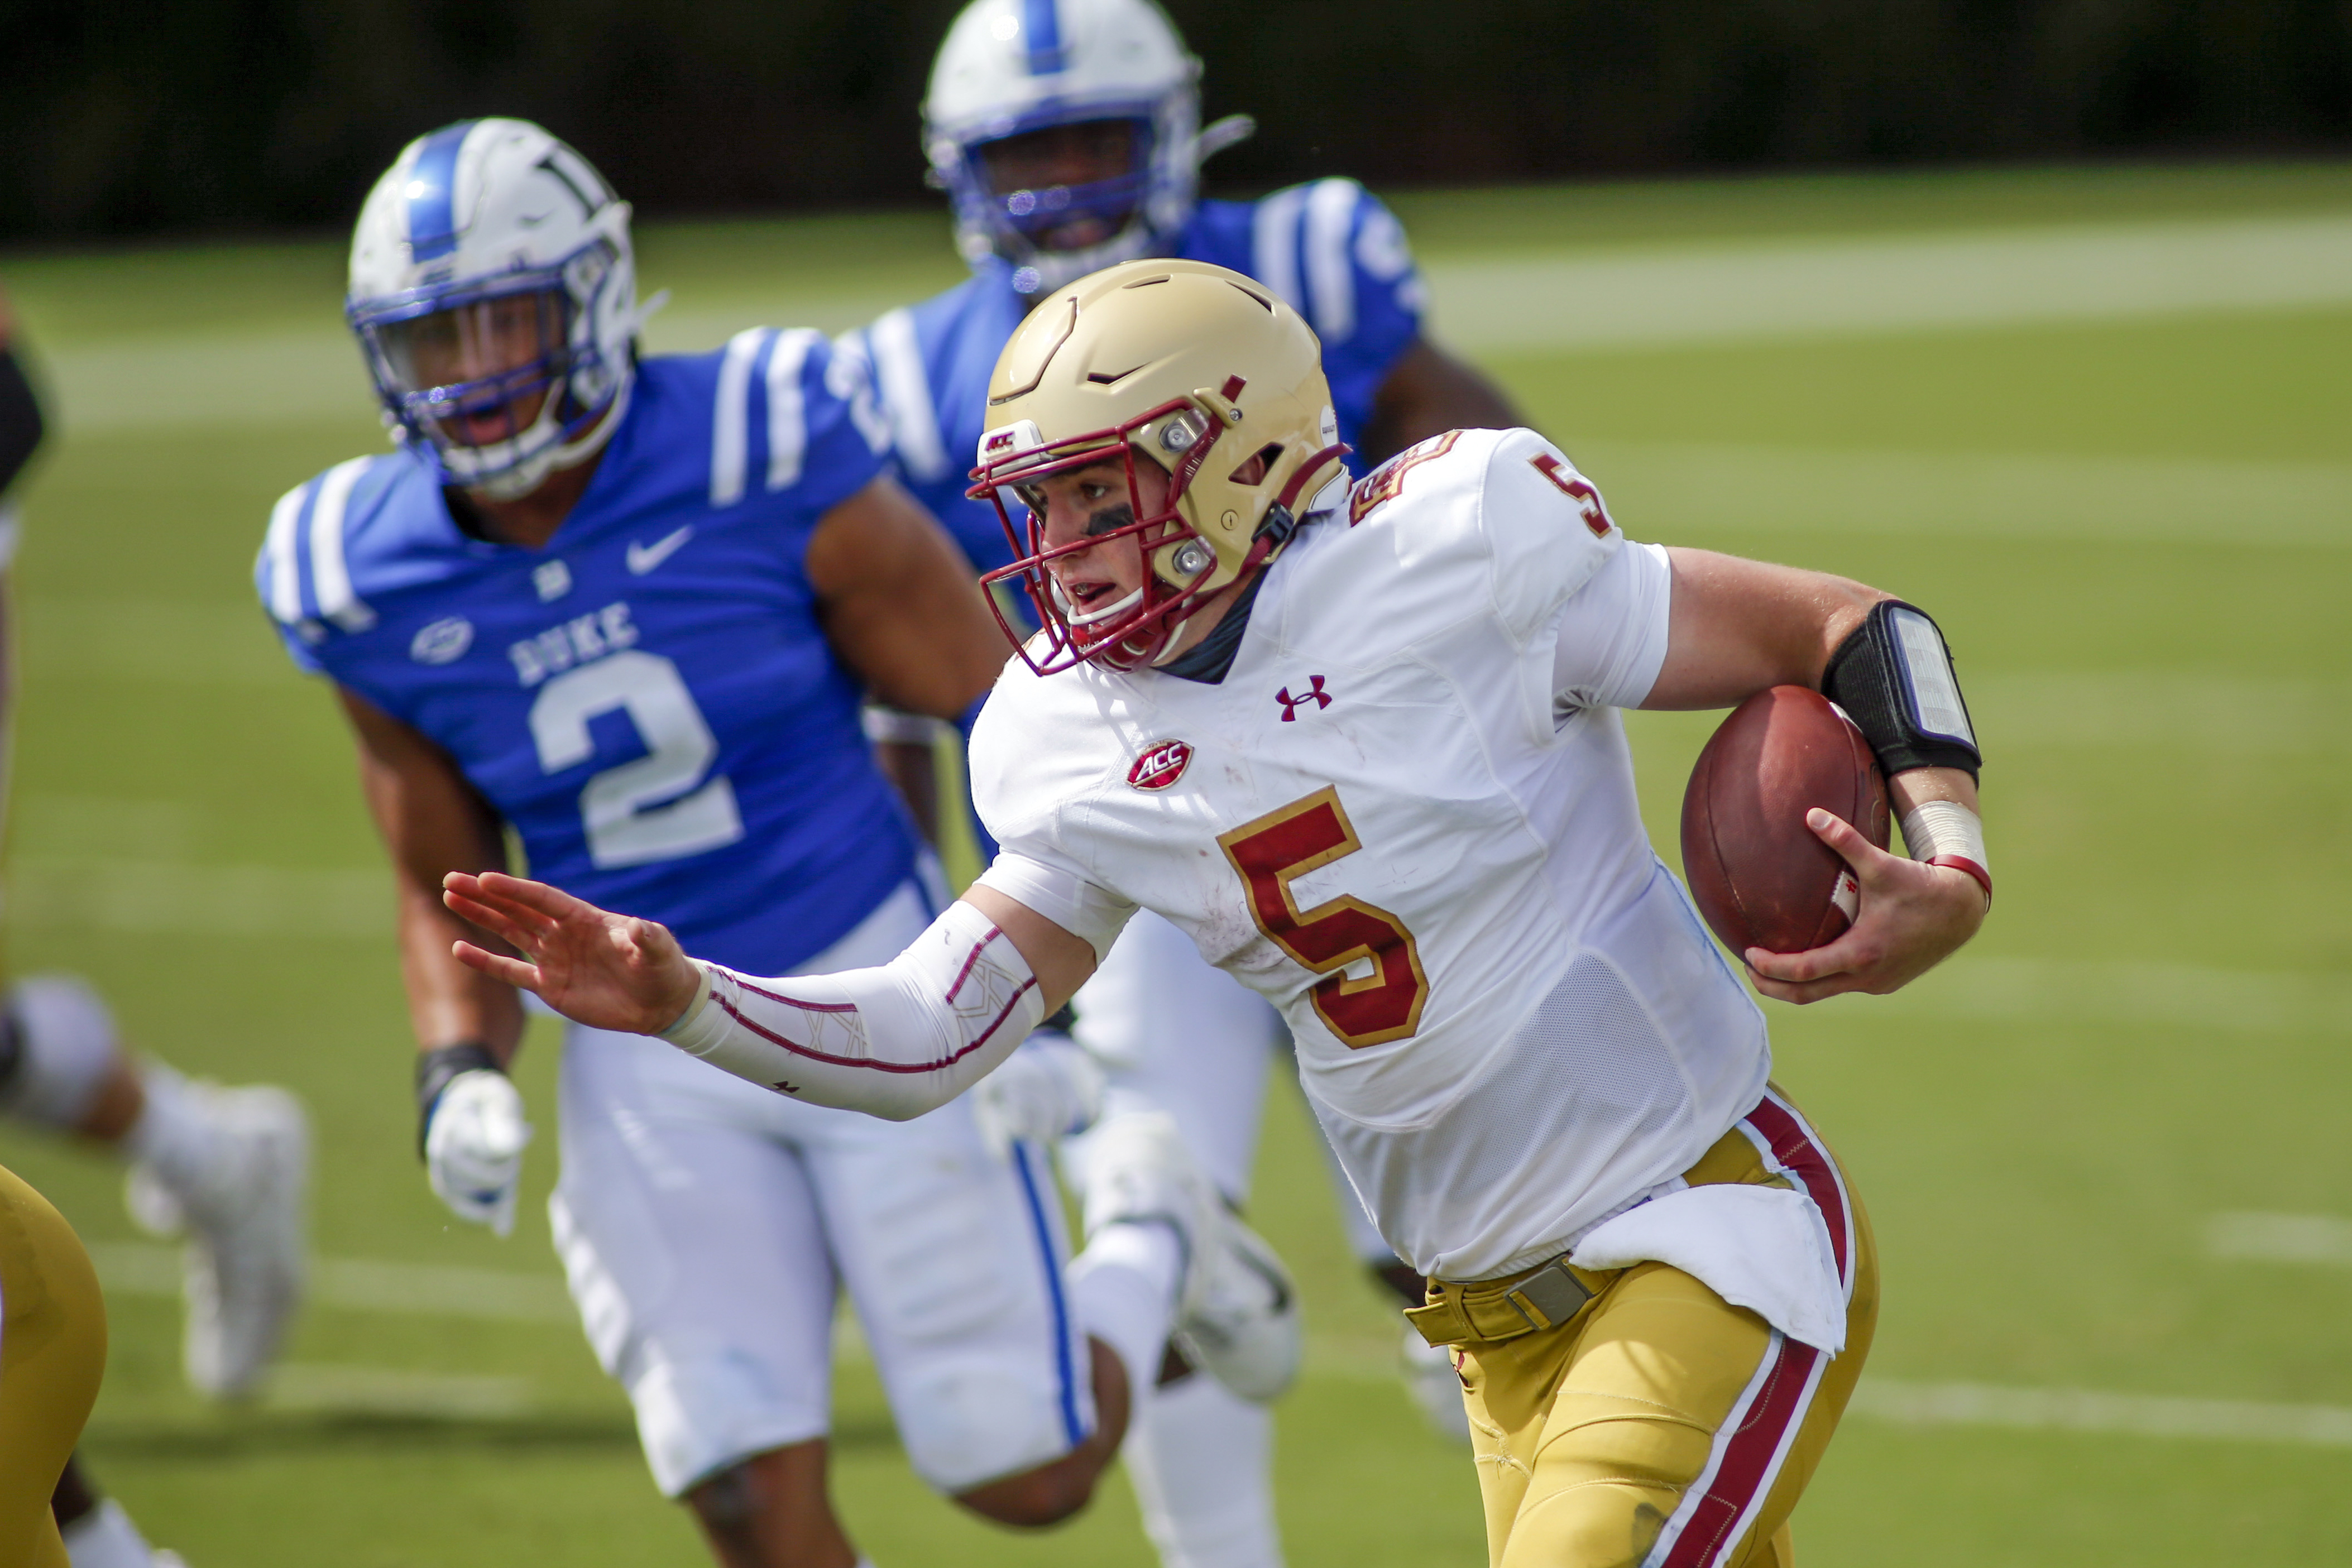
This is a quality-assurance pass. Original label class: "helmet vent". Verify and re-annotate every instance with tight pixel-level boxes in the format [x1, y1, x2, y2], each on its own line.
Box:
[1120, 275, 1172, 289]
[1087, 365, 1144, 385]
[1228, 284, 1273, 313]
[1227, 443, 1285, 486]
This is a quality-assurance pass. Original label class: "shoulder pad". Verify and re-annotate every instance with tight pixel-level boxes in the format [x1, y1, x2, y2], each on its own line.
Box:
[1246, 178, 1373, 342]
[256, 454, 396, 638]
[861, 305, 954, 486]
[1325, 428, 1623, 647]
[705, 326, 834, 508]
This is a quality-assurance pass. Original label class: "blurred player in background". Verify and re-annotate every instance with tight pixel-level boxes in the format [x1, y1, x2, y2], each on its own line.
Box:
[1, 282, 296, 1568]
[259, 119, 1297, 1568]
[439, 257, 1992, 1568]
[841, 2, 1524, 1560]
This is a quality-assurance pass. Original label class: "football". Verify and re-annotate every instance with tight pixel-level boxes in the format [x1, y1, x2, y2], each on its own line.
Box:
[1680, 685, 1890, 959]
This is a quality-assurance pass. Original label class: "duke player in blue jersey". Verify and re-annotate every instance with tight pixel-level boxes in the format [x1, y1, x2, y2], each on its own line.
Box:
[839, 3, 1526, 1562]
[253, 119, 1305, 1568]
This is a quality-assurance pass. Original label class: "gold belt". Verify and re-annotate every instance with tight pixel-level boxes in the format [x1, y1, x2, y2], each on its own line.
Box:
[1403, 1254, 1616, 1348]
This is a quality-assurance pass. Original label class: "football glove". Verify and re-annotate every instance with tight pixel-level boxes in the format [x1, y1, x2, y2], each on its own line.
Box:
[970, 1030, 1105, 1160]
[424, 1068, 532, 1236]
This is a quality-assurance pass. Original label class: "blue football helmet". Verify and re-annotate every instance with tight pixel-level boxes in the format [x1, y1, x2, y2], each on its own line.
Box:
[923, 0, 1253, 296]
[346, 119, 644, 498]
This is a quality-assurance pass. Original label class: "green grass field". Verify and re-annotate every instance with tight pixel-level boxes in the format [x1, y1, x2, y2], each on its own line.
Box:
[3, 160, 2349, 1564]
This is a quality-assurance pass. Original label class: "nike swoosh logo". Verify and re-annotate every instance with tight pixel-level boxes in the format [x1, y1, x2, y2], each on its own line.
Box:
[626, 526, 694, 575]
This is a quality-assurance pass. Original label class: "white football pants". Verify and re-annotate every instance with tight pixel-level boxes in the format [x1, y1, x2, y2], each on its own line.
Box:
[551, 880, 1092, 1498]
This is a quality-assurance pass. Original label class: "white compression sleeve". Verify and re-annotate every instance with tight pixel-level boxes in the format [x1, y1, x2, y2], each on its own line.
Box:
[660, 899, 1046, 1120]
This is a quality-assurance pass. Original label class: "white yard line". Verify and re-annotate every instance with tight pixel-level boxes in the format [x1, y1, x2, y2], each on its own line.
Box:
[1425, 213, 2352, 353]
[1842, 957, 2352, 1035]
[1298, 1341, 2352, 1451]
[1574, 440, 2352, 551]
[2207, 1212, 2352, 1267]
[37, 213, 2352, 434]
[9, 861, 392, 939]
[88, 1241, 574, 1322]
[98, 1240, 2352, 1438]
[264, 1362, 534, 1420]
[1962, 674, 2352, 753]
[1849, 1378, 2352, 1447]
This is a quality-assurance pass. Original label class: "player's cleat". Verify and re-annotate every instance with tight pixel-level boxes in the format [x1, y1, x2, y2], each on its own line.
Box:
[1398, 1326, 1472, 1442]
[125, 1082, 309, 1398]
[1082, 1111, 1301, 1403]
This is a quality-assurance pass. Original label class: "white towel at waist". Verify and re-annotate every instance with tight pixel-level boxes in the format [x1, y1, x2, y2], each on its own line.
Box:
[1569, 1182, 1848, 1354]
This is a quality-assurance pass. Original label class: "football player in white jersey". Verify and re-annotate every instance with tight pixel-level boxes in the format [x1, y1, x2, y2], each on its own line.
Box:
[857, 7, 1522, 1548]
[432, 259, 1990, 1568]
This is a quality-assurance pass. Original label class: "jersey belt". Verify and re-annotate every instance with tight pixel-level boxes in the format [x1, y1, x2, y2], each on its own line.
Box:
[1404, 1255, 1618, 1347]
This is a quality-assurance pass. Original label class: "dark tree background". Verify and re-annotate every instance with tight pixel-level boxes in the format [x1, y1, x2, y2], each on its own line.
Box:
[4, 0, 2348, 240]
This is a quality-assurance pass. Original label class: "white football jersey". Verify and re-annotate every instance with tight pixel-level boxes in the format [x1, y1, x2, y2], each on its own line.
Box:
[971, 428, 1770, 1280]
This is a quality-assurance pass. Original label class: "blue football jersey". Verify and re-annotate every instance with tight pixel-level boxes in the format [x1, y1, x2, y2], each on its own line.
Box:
[257, 330, 918, 974]
[847, 178, 1428, 575]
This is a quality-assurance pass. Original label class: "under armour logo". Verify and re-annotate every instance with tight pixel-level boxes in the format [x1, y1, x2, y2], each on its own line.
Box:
[1276, 675, 1331, 721]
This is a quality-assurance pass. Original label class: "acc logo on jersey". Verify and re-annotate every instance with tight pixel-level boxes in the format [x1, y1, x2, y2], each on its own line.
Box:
[1127, 739, 1194, 791]
[409, 617, 475, 664]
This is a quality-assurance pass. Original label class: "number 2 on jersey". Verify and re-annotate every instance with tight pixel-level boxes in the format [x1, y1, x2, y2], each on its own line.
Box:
[529, 650, 744, 869]
[1219, 787, 1428, 1048]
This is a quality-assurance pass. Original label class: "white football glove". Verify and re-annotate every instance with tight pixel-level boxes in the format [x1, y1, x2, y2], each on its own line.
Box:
[970, 1032, 1105, 1161]
[424, 1069, 533, 1236]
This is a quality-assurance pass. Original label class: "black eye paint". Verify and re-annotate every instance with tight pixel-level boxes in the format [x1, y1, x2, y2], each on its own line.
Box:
[1084, 504, 1136, 539]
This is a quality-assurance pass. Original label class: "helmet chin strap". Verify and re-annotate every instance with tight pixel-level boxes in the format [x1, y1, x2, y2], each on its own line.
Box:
[463, 375, 631, 503]
[1144, 464, 1347, 666]
[1148, 609, 1199, 666]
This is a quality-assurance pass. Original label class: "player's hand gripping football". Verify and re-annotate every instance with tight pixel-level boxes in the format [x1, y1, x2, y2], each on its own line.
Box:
[443, 871, 706, 1035]
[1744, 808, 1987, 1005]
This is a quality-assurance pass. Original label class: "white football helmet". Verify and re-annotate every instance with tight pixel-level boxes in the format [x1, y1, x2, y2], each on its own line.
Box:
[923, 0, 1253, 297]
[346, 118, 641, 498]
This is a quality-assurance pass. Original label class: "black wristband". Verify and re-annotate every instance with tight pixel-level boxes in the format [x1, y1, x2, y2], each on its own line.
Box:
[1821, 600, 1982, 780]
[415, 1041, 502, 1159]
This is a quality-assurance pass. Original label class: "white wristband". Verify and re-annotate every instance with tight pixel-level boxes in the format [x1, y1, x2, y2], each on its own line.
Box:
[1900, 799, 1991, 904]
[659, 963, 718, 1049]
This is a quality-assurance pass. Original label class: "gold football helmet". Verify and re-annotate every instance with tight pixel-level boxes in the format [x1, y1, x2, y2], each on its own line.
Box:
[968, 257, 1348, 672]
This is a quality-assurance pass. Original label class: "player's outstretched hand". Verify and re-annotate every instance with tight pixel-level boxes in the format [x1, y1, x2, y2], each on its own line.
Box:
[443, 871, 705, 1035]
[1744, 808, 1986, 1005]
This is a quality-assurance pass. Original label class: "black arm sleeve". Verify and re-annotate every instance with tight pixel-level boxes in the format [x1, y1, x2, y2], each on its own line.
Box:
[0, 347, 46, 498]
[1820, 599, 1982, 779]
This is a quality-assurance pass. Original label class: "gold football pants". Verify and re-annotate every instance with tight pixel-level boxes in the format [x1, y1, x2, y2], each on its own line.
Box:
[0, 1161, 106, 1568]
[1428, 1089, 1878, 1568]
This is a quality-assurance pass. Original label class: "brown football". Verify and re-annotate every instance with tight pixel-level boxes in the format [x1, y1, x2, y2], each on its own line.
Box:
[1680, 685, 1890, 959]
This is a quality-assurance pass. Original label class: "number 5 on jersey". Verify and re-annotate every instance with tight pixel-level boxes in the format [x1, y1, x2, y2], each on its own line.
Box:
[1219, 786, 1428, 1048]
